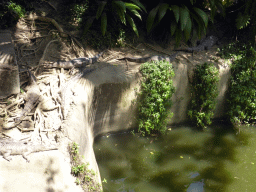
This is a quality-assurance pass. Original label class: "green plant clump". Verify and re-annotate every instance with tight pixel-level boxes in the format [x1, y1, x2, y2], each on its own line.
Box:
[188, 63, 219, 128]
[71, 2, 89, 24]
[0, 0, 26, 28]
[227, 47, 256, 125]
[69, 142, 101, 192]
[218, 41, 249, 60]
[7, 1, 26, 18]
[138, 60, 175, 136]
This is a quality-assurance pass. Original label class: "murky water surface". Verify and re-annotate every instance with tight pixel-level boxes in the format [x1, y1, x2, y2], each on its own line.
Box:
[94, 125, 256, 192]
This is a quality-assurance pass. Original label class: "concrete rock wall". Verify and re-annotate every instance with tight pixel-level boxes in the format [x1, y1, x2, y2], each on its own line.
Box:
[0, 30, 20, 98]
[63, 60, 231, 186]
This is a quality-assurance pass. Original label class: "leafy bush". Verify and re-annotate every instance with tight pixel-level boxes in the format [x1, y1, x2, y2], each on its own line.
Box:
[188, 63, 219, 128]
[218, 41, 248, 60]
[227, 47, 256, 125]
[137, 60, 175, 136]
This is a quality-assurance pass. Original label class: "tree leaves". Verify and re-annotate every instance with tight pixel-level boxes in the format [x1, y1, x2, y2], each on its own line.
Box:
[146, 6, 159, 33]
[86, 1, 220, 45]
[171, 5, 180, 23]
[236, 12, 250, 30]
[158, 3, 169, 22]
[127, 15, 139, 37]
[180, 6, 190, 31]
[184, 16, 192, 41]
[146, 2, 210, 45]
[86, 0, 145, 36]
[96, 1, 107, 20]
[170, 20, 177, 36]
[113, 1, 126, 25]
[193, 7, 208, 28]
[130, 0, 147, 12]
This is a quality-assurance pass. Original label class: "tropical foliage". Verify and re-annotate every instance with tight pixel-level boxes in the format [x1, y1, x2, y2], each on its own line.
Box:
[137, 60, 175, 136]
[1, 0, 256, 48]
[145, 0, 224, 45]
[83, 0, 146, 37]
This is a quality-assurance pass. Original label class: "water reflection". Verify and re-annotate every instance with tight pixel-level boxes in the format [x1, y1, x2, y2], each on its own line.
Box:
[186, 172, 204, 192]
[94, 125, 253, 192]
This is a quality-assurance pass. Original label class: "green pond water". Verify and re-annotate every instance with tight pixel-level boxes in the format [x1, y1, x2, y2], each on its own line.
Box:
[94, 124, 256, 192]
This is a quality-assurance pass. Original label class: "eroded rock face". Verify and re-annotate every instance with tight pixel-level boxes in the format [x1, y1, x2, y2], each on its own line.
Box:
[63, 64, 139, 184]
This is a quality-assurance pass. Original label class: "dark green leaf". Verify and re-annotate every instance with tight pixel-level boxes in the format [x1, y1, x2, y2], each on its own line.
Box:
[193, 7, 208, 28]
[126, 4, 142, 20]
[113, 2, 126, 24]
[146, 5, 159, 33]
[184, 16, 192, 41]
[127, 15, 139, 37]
[175, 28, 182, 47]
[236, 12, 250, 29]
[158, 3, 169, 22]
[101, 12, 107, 36]
[190, 11, 205, 39]
[84, 16, 95, 33]
[113, 0, 126, 12]
[96, 1, 107, 20]
[130, 0, 147, 12]
[170, 20, 177, 36]
[180, 6, 190, 31]
[170, 5, 180, 23]
[125, 3, 141, 10]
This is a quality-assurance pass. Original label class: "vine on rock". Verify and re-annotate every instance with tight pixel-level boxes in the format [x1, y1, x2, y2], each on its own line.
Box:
[138, 60, 175, 136]
[188, 63, 219, 128]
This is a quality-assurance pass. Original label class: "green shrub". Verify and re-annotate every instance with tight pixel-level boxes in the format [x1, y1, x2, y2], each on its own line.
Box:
[227, 47, 256, 125]
[69, 142, 101, 191]
[138, 60, 175, 136]
[218, 41, 248, 60]
[188, 63, 219, 128]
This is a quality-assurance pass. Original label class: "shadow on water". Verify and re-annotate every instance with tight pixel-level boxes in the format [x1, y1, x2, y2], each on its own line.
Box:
[94, 123, 251, 192]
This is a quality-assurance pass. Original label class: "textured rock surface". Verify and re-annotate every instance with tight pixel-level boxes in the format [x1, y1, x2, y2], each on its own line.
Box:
[0, 30, 20, 98]
[0, 149, 84, 192]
